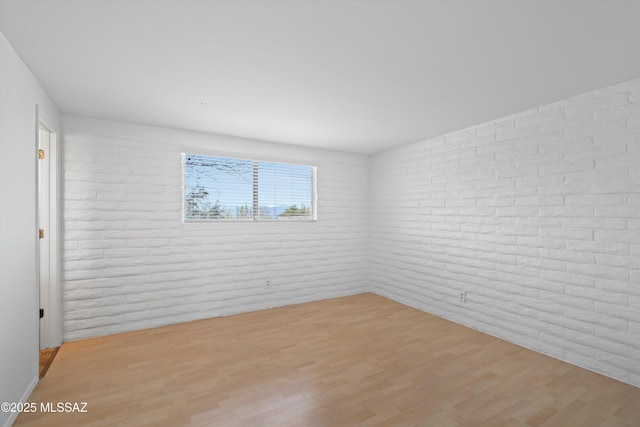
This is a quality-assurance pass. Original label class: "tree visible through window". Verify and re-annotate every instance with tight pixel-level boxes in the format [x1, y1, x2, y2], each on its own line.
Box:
[183, 154, 317, 221]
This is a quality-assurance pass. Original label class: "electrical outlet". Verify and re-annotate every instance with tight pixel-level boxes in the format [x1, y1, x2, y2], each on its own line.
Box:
[459, 291, 467, 303]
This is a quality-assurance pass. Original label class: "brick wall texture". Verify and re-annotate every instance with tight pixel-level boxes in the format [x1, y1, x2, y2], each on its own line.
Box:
[371, 78, 640, 387]
[61, 125, 369, 341]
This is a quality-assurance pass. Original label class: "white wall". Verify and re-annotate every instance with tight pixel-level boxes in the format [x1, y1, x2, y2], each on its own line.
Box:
[0, 32, 59, 427]
[371, 77, 640, 387]
[61, 115, 369, 340]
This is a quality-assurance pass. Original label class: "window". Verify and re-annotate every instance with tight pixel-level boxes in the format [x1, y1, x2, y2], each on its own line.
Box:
[183, 153, 317, 221]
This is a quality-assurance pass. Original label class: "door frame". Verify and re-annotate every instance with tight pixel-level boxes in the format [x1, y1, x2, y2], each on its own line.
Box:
[36, 106, 62, 349]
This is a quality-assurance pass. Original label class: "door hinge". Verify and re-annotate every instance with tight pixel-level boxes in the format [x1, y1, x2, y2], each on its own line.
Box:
[39, 228, 45, 239]
[38, 149, 45, 159]
[39, 308, 44, 319]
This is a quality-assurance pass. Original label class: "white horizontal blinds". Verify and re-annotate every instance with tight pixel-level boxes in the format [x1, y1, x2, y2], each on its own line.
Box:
[252, 161, 259, 221]
[183, 153, 316, 221]
[257, 161, 315, 220]
[183, 154, 254, 220]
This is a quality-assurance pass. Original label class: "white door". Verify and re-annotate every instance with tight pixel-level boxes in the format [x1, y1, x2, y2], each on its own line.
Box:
[38, 124, 51, 349]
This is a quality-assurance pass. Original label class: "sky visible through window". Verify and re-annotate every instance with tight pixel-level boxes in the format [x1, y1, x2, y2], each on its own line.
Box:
[183, 154, 315, 221]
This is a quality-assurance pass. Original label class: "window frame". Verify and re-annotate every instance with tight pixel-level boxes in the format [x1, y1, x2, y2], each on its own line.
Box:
[181, 152, 318, 223]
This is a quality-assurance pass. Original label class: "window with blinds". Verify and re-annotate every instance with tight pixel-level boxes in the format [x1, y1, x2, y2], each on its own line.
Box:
[183, 153, 317, 221]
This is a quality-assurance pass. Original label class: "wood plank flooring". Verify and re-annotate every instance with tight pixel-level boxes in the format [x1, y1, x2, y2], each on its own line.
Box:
[15, 293, 640, 426]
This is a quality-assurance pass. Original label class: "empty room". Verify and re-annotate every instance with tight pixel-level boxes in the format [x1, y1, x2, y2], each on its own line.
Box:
[1, 0, 640, 426]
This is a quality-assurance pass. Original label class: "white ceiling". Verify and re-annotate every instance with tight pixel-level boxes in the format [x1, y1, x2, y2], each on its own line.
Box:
[1, 0, 639, 155]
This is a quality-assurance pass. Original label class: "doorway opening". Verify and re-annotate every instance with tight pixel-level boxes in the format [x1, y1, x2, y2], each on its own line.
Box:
[37, 116, 61, 351]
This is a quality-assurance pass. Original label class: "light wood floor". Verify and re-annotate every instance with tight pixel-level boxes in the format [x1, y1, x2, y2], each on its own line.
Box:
[15, 293, 640, 426]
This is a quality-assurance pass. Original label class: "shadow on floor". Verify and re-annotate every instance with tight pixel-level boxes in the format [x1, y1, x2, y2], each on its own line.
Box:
[39, 347, 59, 379]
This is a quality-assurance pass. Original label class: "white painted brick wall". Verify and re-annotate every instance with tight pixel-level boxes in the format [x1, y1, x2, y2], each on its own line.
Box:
[61, 116, 369, 340]
[371, 77, 640, 388]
